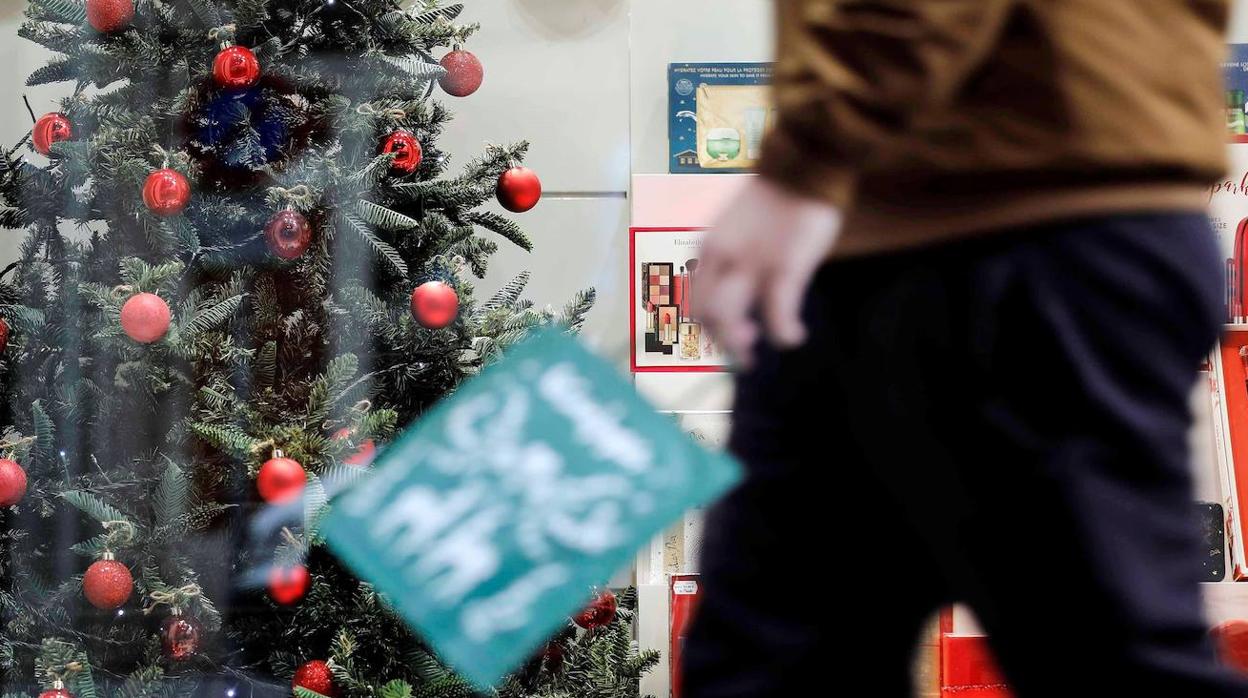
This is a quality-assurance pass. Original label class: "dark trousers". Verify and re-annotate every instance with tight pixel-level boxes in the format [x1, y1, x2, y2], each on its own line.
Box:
[682, 214, 1248, 696]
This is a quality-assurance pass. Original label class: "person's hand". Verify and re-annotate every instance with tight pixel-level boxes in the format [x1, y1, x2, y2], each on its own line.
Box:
[693, 179, 843, 369]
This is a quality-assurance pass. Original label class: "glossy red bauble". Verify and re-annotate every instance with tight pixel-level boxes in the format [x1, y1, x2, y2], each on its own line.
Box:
[268, 564, 311, 605]
[120, 293, 171, 344]
[265, 209, 313, 260]
[86, 0, 134, 33]
[438, 50, 484, 97]
[332, 428, 377, 467]
[213, 45, 261, 90]
[83, 558, 133, 610]
[0, 317, 9, 353]
[257, 455, 307, 504]
[572, 590, 618, 629]
[161, 613, 202, 660]
[496, 166, 542, 213]
[381, 131, 423, 174]
[292, 660, 336, 697]
[0, 459, 27, 507]
[38, 688, 72, 698]
[33, 113, 73, 156]
[410, 281, 459, 330]
[143, 168, 191, 217]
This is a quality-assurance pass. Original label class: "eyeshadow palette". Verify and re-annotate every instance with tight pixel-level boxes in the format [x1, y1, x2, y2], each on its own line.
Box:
[648, 263, 674, 306]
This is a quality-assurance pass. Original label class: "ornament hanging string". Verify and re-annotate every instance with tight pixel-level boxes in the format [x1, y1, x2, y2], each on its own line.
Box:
[208, 24, 237, 47]
[145, 583, 202, 614]
[102, 520, 136, 548]
[356, 103, 407, 122]
[267, 184, 315, 209]
[46, 662, 83, 685]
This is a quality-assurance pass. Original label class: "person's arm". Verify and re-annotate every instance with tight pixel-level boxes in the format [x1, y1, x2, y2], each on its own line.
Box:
[694, 0, 1016, 366]
[761, 0, 1016, 205]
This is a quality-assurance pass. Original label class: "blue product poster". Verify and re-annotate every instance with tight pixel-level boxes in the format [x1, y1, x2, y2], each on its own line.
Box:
[320, 331, 742, 687]
[669, 62, 773, 173]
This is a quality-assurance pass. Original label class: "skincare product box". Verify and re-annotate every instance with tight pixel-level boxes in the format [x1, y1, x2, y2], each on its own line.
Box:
[668, 62, 773, 174]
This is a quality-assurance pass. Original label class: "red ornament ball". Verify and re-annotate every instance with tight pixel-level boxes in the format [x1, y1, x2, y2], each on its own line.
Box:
[143, 168, 191, 217]
[496, 166, 542, 213]
[332, 428, 377, 467]
[265, 209, 313, 260]
[33, 113, 73, 156]
[0, 459, 27, 507]
[86, 0, 134, 33]
[257, 454, 307, 504]
[161, 613, 202, 661]
[83, 558, 133, 610]
[268, 564, 311, 605]
[213, 45, 261, 90]
[120, 293, 171, 344]
[39, 688, 72, 698]
[410, 281, 459, 330]
[1215, 620, 1248, 673]
[0, 317, 8, 353]
[438, 50, 484, 97]
[381, 131, 423, 174]
[293, 660, 336, 697]
[572, 590, 618, 629]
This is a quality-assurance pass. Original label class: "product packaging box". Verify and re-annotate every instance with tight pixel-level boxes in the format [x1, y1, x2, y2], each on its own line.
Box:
[668, 63, 773, 174]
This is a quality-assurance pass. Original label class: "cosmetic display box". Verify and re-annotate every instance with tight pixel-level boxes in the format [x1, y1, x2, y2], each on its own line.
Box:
[668, 63, 773, 174]
[630, 227, 730, 373]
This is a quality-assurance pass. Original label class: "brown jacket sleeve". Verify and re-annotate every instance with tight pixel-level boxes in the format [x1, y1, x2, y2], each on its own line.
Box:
[761, 0, 1016, 206]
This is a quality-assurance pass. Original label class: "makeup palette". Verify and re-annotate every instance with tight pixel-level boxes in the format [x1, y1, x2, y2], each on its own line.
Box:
[648, 263, 674, 306]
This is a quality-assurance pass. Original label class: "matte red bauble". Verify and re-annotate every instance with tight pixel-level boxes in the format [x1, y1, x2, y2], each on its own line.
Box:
[257, 453, 306, 504]
[572, 590, 618, 629]
[292, 660, 336, 697]
[120, 293, 171, 344]
[0, 458, 27, 507]
[143, 168, 191, 216]
[38, 683, 72, 698]
[381, 131, 422, 174]
[83, 557, 133, 610]
[161, 612, 202, 660]
[268, 564, 311, 605]
[86, 0, 134, 33]
[0, 317, 8, 353]
[496, 166, 542, 213]
[1215, 620, 1248, 673]
[332, 428, 377, 467]
[438, 50, 484, 97]
[265, 209, 312, 260]
[213, 45, 261, 90]
[410, 281, 459, 330]
[33, 113, 73, 156]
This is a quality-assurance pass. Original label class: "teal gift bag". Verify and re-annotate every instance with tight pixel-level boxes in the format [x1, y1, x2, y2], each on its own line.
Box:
[320, 331, 742, 687]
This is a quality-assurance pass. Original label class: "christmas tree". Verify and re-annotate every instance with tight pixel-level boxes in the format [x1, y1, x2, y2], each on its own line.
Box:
[0, 1, 657, 697]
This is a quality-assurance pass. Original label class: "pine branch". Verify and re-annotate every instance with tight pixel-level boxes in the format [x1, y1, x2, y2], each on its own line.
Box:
[412, 3, 465, 24]
[26, 0, 87, 24]
[338, 211, 410, 279]
[306, 354, 360, 424]
[358, 200, 420, 231]
[61, 491, 129, 528]
[191, 423, 257, 458]
[152, 460, 189, 529]
[466, 211, 532, 251]
[181, 294, 245, 337]
[481, 272, 530, 313]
